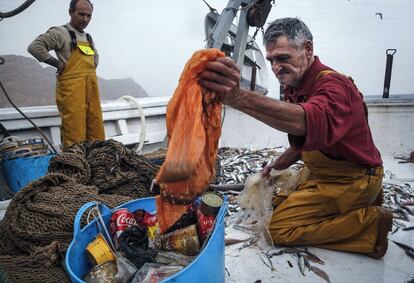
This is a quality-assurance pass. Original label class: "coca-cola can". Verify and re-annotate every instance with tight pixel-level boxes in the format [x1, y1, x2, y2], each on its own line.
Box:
[109, 208, 137, 250]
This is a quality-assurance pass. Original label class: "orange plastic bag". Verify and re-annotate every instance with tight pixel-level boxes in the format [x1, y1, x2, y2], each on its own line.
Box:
[155, 48, 225, 233]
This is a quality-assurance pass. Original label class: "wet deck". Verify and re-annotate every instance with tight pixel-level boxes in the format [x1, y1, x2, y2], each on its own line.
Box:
[225, 156, 414, 283]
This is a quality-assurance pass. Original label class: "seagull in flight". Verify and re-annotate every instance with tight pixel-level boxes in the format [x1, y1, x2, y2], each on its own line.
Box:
[375, 12, 383, 20]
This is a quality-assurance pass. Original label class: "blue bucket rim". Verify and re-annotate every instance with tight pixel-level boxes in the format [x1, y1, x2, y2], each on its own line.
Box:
[65, 196, 228, 283]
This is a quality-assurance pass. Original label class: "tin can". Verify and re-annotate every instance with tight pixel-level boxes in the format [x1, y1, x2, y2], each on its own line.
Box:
[109, 208, 137, 249]
[154, 224, 200, 256]
[197, 192, 223, 243]
[86, 233, 116, 266]
[83, 261, 118, 283]
[134, 209, 159, 240]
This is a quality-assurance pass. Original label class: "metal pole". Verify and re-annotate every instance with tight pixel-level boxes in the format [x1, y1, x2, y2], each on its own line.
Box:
[232, 1, 250, 70]
[205, 0, 243, 49]
[250, 62, 257, 91]
[382, 49, 397, 98]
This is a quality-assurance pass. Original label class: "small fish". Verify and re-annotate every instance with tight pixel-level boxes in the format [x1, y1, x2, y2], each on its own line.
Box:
[310, 265, 331, 283]
[266, 250, 284, 257]
[297, 254, 306, 276]
[259, 252, 276, 272]
[225, 267, 230, 277]
[287, 260, 293, 268]
[402, 226, 414, 231]
[392, 240, 414, 260]
[238, 237, 257, 251]
[304, 247, 325, 265]
[401, 200, 414, 206]
[225, 238, 247, 246]
[400, 205, 414, 215]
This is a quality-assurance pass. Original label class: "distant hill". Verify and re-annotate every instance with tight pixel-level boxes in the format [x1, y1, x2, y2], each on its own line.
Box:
[0, 55, 149, 107]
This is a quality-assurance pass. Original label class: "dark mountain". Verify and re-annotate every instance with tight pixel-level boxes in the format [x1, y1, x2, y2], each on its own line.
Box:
[0, 55, 149, 107]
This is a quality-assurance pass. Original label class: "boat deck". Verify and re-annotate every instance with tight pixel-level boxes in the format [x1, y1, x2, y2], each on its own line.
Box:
[225, 156, 414, 283]
[0, 157, 412, 282]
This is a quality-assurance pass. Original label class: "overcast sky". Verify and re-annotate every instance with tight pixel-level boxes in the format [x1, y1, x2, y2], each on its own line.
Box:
[1, 0, 413, 98]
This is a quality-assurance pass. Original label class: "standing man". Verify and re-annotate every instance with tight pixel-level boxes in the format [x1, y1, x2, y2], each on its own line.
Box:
[28, 0, 105, 148]
[199, 18, 392, 259]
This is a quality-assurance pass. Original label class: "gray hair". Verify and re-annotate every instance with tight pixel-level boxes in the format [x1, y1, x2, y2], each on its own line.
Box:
[263, 18, 313, 49]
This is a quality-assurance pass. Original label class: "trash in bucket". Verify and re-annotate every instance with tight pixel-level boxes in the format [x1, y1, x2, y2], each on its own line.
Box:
[65, 197, 227, 283]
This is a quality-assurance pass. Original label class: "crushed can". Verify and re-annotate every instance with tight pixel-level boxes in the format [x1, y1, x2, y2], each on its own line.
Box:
[134, 208, 159, 240]
[86, 233, 116, 266]
[109, 208, 137, 250]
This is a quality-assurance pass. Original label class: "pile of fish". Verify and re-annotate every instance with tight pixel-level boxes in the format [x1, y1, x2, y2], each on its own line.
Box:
[382, 180, 414, 233]
[213, 147, 284, 185]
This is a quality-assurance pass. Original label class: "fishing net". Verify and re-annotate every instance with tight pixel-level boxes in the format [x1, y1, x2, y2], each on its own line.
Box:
[230, 167, 309, 249]
[0, 139, 160, 283]
[143, 148, 167, 166]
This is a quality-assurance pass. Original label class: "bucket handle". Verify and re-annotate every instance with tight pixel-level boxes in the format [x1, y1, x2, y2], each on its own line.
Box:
[73, 202, 111, 237]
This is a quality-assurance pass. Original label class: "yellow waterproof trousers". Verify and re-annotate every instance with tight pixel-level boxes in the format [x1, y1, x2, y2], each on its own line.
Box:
[56, 42, 105, 148]
[269, 150, 383, 253]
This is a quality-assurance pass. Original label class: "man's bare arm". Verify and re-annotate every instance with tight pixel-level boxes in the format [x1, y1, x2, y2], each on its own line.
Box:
[199, 56, 306, 136]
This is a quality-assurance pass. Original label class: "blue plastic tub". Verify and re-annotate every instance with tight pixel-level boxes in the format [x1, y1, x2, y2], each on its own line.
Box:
[1, 154, 55, 193]
[65, 197, 227, 283]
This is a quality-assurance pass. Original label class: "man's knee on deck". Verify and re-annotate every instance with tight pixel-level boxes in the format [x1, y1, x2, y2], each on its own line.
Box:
[269, 226, 301, 246]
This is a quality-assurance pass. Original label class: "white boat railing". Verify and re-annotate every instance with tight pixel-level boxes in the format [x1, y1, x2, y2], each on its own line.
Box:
[0, 96, 170, 151]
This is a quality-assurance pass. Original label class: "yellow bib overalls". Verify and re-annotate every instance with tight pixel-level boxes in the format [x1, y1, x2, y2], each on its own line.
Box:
[56, 41, 105, 148]
[269, 151, 383, 253]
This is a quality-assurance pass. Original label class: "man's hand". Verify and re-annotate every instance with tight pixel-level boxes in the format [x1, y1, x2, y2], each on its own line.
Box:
[198, 56, 241, 106]
[262, 147, 302, 178]
[262, 158, 288, 178]
[44, 57, 65, 75]
[57, 62, 66, 75]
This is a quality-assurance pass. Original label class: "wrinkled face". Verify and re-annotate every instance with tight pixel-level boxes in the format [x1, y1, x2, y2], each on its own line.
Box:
[69, 0, 93, 32]
[265, 35, 313, 87]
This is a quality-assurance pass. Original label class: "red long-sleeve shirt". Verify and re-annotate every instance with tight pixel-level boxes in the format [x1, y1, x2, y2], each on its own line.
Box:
[284, 56, 382, 167]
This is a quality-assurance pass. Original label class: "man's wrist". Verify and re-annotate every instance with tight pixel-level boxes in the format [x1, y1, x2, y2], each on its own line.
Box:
[43, 57, 59, 69]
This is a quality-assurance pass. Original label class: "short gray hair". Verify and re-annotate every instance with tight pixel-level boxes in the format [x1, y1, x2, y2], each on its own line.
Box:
[263, 18, 313, 49]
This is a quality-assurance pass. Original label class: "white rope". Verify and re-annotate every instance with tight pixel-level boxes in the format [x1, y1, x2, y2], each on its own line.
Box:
[86, 203, 116, 252]
[120, 95, 146, 154]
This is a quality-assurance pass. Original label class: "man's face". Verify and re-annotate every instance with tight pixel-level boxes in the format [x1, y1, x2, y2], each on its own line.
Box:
[265, 35, 313, 87]
[69, 0, 93, 32]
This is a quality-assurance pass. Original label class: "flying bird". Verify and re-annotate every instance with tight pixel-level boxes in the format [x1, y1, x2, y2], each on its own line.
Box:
[375, 12, 383, 20]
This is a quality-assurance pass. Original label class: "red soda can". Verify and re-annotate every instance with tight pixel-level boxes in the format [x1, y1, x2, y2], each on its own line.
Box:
[196, 192, 223, 244]
[109, 208, 137, 249]
[134, 209, 157, 228]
